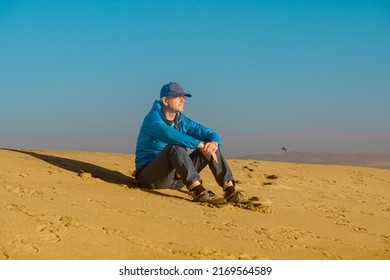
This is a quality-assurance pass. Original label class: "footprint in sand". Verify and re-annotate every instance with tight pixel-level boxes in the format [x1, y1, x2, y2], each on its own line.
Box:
[0, 248, 9, 260]
[211, 226, 231, 235]
[4, 185, 43, 198]
[334, 219, 368, 233]
[168, 217, 192, 226]
[201, 211, 217, 217]
[309, 204, 370, 233]
[9, 237, 39, 255]
[379, 235, 390, 245]
[45, 165, 63, 175]
[311, 204, 347, 220]
[254, 227, 321, 252]
[195, 220, 233, 239]
[36, 225, 62, 243]
[360, 210, 374, 216]
[18, 172, 30, 178]
[58, 216, 83, 229]
[352, 226, 368, 233]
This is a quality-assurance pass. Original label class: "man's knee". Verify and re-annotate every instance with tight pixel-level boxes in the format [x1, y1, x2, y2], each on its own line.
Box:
[166, 144, 187, 154]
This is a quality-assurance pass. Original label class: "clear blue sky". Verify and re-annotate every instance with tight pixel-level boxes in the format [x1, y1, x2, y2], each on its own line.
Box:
[1, 0, 389, 157]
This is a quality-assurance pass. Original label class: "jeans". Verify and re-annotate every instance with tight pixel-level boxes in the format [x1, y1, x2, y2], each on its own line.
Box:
[136, 145, 235, 190]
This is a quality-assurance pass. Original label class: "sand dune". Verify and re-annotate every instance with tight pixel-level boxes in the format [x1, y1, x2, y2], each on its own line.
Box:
[1, 148, 389, 260]
[240, 151, 390, 169]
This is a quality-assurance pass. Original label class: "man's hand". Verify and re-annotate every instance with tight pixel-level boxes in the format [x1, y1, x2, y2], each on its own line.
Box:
[198, 141, 219, 164]
[203, 141, 218, 154]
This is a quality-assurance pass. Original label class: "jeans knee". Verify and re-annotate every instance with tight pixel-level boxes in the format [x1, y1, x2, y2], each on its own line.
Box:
[167, 144, 187, 154]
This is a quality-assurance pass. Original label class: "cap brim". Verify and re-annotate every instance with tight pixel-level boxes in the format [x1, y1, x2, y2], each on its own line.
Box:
[167, 91, 192, 98]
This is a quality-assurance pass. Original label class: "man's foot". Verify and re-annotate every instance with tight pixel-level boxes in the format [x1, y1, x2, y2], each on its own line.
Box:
[225, 190, 248, 204]
[190, 189, 227, 205]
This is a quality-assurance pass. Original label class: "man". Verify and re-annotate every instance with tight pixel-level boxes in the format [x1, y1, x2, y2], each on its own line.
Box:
[135, 82, 246, 205]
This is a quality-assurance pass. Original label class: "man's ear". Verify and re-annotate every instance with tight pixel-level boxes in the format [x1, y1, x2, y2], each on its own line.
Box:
[161, 97, 169, 106]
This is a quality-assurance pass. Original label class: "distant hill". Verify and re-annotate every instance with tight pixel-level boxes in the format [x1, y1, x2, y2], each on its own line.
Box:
[238, 151, 390, 169]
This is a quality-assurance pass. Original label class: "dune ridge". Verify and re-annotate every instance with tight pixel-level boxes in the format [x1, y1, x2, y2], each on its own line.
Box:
[240, 151, 390, 169]
[1, 148, 389, 259]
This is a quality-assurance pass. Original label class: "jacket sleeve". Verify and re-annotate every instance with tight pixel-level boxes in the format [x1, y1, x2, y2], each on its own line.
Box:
[183, 116, 222, 147]
[142, 112, 201, 149]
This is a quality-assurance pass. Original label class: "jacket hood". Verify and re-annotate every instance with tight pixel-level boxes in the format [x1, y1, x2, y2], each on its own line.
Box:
[152, 100, 183, 123]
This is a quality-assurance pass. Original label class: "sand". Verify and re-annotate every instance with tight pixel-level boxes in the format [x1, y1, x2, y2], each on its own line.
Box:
[1, 148, 389, 260]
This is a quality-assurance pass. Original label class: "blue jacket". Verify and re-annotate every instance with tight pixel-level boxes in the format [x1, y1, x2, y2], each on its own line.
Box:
[135, 100, 222, 170]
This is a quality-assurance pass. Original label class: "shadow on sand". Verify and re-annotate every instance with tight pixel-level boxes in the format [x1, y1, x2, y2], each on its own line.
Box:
[3, 148, 138, 186]
[3, 148, 188, 200]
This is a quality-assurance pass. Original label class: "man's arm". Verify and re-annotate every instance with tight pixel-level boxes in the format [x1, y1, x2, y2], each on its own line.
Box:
[142, 114, 201, 149]
[184, 116, 222, 147]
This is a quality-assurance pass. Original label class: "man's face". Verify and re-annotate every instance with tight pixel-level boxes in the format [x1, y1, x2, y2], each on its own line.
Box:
[164, 95, 186, 113]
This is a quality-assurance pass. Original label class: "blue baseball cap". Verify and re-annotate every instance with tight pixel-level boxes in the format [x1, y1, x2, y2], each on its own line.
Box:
[160, 82, 192, 98]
